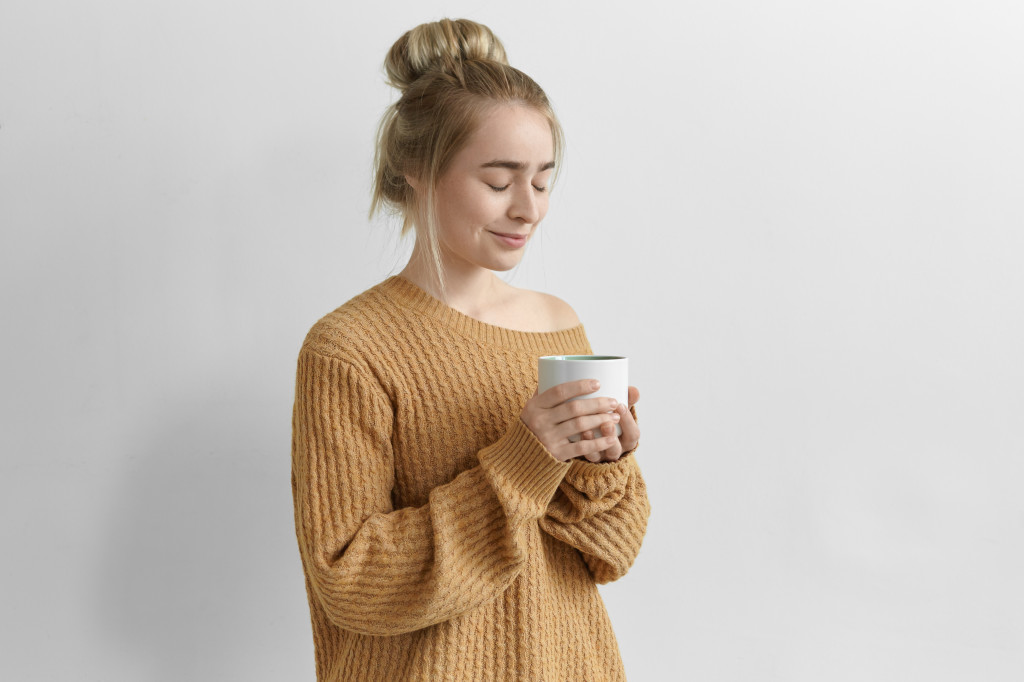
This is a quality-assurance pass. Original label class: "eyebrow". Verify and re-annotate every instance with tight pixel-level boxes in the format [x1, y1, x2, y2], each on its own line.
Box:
[480, 160, 556, 172]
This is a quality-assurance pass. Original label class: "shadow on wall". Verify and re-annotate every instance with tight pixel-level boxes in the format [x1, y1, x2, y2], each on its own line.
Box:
[94, 381, 309, 680]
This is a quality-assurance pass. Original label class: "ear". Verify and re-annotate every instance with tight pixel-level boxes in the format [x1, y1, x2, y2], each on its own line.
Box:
[404, 174, 422, 191]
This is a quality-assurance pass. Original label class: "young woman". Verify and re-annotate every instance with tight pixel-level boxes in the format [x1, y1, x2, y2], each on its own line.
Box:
[291, 18, 650, 681]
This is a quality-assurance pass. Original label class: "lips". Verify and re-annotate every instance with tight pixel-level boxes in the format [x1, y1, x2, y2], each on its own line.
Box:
[490, 231, 528, 248]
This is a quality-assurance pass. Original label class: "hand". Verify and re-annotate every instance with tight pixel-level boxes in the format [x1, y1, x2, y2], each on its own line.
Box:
[577, 386, 640, 462]
[520, 380, 623, 462]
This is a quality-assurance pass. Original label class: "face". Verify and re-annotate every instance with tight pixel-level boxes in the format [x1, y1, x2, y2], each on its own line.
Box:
[419, 104, 555, 274]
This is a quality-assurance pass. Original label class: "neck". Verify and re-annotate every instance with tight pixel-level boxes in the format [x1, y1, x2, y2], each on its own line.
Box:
[398, 244, 507, 317]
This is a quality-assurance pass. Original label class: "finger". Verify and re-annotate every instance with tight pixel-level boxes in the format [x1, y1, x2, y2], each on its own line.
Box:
[616, 401, 636, 426]
[556, 411, 620, 441]
[595, 421, 624, 460]
[554, 396, 620, 427]
[537, 379, 602, 409]
[615, 402, 640, 451]
[570, 434, 619, 462]
[602, 448, 623, 462]
[628, 386, 640, 406]
[597, 420, 618, 438]
[601, 442, 625, 463]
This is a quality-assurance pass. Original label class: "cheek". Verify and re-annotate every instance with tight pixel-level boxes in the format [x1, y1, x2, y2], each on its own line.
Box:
[464, 192, 507, 225]
[442, 182, 499, 221]
[436, 186, 484, 227]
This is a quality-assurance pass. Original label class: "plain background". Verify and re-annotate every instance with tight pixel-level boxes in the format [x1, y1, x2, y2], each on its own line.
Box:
[2, 1, 1022, 680]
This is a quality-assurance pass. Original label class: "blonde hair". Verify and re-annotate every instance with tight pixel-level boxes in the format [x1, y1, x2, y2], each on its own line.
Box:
[370, 18, 564, 300]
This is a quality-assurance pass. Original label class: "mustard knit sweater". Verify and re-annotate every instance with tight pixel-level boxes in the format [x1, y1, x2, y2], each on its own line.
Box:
[291, 276, 650, 681]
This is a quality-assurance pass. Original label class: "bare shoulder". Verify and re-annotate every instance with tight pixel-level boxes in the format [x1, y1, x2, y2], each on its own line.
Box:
[491, 280, 582, 332]
[533, 291, 581, 331]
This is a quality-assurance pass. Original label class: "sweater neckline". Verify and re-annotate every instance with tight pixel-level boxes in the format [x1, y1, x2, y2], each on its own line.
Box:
[377, 275, 588, 353]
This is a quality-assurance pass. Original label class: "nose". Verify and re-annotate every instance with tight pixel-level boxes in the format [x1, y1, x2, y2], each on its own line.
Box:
[508, 184, 541, 224]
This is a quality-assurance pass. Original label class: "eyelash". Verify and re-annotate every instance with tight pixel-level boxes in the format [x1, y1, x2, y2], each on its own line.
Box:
[488, 184, 547, 193]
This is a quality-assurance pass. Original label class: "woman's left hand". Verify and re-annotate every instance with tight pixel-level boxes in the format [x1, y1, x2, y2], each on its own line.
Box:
[579, 386, 640, 462]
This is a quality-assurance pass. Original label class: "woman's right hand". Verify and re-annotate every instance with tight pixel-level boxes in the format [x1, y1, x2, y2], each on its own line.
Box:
[520, 380, 622, 462]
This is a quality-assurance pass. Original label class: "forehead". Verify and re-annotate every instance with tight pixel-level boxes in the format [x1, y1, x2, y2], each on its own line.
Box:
[458, 104, 554, 165]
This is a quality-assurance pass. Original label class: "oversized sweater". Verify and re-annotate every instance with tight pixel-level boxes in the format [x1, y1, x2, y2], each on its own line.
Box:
[291, 275, 650, 681]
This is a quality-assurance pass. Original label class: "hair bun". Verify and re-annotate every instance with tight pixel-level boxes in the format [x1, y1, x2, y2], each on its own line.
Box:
[384, 18, 509, 91]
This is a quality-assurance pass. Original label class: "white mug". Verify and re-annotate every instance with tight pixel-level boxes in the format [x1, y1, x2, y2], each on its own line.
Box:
[537, 355, 628, 442]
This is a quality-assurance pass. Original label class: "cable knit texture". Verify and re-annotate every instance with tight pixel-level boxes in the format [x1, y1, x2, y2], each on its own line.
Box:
[291, 276, 650, 681]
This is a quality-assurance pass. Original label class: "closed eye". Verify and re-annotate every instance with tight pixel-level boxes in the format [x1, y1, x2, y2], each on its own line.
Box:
[488, 184, 548, 193]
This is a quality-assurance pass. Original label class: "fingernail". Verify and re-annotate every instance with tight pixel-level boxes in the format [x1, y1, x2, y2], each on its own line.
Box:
[612, 413, 620, 422]
[609, 399, 618, 409]
[591, 380, 600, 390]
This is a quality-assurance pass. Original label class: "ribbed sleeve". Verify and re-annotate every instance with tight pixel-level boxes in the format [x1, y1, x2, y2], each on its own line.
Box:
[539, 405, 651, 584]
[291, 346, 570, 637]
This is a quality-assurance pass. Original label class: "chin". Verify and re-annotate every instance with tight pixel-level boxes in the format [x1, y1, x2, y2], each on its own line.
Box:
[486, 255, 526, 272]
[489, 262, 520, 272]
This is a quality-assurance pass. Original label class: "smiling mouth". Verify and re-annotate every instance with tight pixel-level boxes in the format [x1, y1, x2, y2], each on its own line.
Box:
[490, 231, 529, 248]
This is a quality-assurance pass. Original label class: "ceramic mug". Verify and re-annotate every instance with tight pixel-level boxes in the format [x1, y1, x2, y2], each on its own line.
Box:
[537, 355, 628, 442]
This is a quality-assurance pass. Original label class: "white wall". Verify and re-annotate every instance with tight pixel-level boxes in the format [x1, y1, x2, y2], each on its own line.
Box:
[2, 1, 1022, 680]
